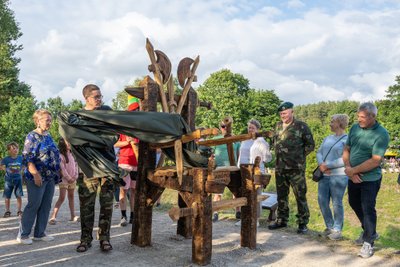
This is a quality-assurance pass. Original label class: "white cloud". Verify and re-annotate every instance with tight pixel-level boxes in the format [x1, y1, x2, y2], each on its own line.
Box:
[287, 0, 305, 9]
[9, 0, 400, 106]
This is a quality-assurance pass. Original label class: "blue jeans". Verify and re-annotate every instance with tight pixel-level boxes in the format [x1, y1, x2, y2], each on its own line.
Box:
[348, 178, 381, 244]
[318, 175, 348, 231]
[18, 179, 55, 239]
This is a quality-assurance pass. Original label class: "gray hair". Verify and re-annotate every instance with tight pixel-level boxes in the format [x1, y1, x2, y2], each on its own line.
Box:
[331, 114, 349, 129]
[248, 119, 261, 129]
[358, 102, 378, 118]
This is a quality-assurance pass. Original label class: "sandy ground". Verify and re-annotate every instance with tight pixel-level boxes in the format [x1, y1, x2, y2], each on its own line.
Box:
[1, 188, 399, 267]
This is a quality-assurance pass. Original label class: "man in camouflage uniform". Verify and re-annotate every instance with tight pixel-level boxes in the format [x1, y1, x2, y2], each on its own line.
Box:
[76, 84, 115, 252]
[269, 102, 315, 234]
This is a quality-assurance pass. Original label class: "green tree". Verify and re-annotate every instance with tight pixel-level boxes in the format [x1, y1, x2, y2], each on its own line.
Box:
[67, 99, 83, 111]
[376, 75, 400, 149]
[196, 69, 251, 134]
[196, 69, 281, 134]
[0, 0, 31, 114]
[0, 96, 37, 156]
[112, 78, 144, 110]
[247, 89, 281, 131]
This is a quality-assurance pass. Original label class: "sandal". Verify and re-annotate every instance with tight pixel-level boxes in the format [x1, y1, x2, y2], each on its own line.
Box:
[3, 211, 11, 218]
[76, 242, 92, 253]
[100, 240, 113, 252]
[49, 218, 57, 225]
[17, 211, 23, 217]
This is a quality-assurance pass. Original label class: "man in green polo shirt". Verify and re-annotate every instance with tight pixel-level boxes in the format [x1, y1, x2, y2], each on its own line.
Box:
[343, 102, 389, 259]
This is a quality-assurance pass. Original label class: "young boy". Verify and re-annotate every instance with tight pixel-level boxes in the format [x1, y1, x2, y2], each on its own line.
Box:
[1, 142, 24, 217]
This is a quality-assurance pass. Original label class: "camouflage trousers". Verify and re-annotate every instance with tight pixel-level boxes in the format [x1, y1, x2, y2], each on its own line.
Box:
[78, 176, 115, 243]
[275, 169, 310, 225]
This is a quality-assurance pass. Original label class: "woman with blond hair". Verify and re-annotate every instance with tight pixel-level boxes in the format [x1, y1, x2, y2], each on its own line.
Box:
[316, 114, 349, 240]
[236, 119, 272, 226]
[17, 109, 61, 245]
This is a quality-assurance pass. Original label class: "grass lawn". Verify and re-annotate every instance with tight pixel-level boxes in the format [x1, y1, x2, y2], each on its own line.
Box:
[155, 172, 400, 256]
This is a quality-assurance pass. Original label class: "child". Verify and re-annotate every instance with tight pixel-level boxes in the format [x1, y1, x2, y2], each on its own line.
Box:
[48, 138, 79, 224]
[1, 142, 24, 218]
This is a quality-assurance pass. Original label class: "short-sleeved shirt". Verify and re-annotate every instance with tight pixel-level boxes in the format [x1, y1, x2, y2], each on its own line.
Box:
[274, 119, 315, 170]
[23, 131, 61, 183]
[118, 134, 138, 167]
[212, 135, 240, 167]
[346, 122, 389, 181]
[1, 156, 23, 182]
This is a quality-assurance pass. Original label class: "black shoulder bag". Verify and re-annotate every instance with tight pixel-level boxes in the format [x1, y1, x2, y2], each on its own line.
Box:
[312, 135, 346, 182]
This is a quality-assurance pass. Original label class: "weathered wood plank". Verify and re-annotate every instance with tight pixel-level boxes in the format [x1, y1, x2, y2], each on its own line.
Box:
[149, 127, 219, 149]
[174, 140, 183, 185]
[197, 131, 273, 147]
[145, 38, 168, 112]
[168, 195, 268, 221]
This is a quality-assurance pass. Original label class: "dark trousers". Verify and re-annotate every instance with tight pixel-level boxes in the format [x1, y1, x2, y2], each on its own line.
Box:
[348, 178, 381, 244]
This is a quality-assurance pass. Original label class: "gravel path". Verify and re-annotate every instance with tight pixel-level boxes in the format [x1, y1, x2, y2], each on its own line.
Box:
[0, 188, 399, 267]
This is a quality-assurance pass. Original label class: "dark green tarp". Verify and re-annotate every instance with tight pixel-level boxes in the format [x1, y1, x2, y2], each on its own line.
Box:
[58, 110, 208, 184]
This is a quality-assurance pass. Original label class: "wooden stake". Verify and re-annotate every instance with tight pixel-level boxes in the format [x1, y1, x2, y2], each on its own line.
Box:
[176, 56, 200, 114]
[145, 38, 168, 112]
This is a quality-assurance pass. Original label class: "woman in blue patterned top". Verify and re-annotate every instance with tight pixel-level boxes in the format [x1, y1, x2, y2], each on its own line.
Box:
[17, 109, 61, 245]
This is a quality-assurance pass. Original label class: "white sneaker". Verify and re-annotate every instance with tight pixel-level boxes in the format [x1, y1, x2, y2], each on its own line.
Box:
[328, 230, 342, 240]
[33, 235, 54, 242]
[120, 217, 128, 227]
[358, 242, 374, 258]
[17, 237, 32, 245]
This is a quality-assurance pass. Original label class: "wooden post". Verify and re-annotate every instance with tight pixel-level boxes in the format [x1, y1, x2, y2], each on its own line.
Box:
[181, 87, 198, 131]
[192, 168, 212, 265]
[131, 76, 157, 246]
[239, 164, 258, 249]
[177, 192, 192, 238]
[177, 87, 198, 237]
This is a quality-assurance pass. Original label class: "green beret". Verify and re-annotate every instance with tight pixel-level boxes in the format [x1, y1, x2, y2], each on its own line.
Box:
[277, 102, 294, 112]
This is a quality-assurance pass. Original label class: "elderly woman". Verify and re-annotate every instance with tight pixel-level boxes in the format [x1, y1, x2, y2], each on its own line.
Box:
[17, 109, 61, 245]
[236, 119, 272, 226]
[316, 114, 349, 240]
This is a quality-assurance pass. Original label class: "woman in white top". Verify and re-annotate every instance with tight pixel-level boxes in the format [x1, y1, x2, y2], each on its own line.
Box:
[236, 119, 272, 225]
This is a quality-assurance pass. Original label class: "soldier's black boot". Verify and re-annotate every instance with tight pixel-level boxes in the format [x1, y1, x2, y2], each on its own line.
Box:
[268, 219, 287, 230]
[297, 224, 308, 234]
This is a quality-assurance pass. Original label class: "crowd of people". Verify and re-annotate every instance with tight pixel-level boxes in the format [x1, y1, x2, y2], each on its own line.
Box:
[0, 83, 390, 259]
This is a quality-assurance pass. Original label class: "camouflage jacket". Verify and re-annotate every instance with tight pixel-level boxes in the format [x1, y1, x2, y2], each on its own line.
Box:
[273, 119, 315, 170]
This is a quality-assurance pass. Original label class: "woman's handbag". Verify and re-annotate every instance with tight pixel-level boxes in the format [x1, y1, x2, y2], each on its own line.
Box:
[312, 167, 324, 182]
[312, 135, 346, 182]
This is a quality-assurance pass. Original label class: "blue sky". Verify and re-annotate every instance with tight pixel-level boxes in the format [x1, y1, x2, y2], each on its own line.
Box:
[10, 0, 400, 105]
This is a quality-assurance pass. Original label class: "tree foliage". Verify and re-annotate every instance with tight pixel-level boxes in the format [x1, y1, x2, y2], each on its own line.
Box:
[0, 96, 37, 156]
[376, 75, 400, 148]
[196, 69, 281, 134]
[0, 0, 31, 114]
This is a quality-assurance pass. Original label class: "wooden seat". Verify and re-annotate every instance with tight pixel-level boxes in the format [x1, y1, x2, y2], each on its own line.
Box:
[261, 192, 278, 222]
